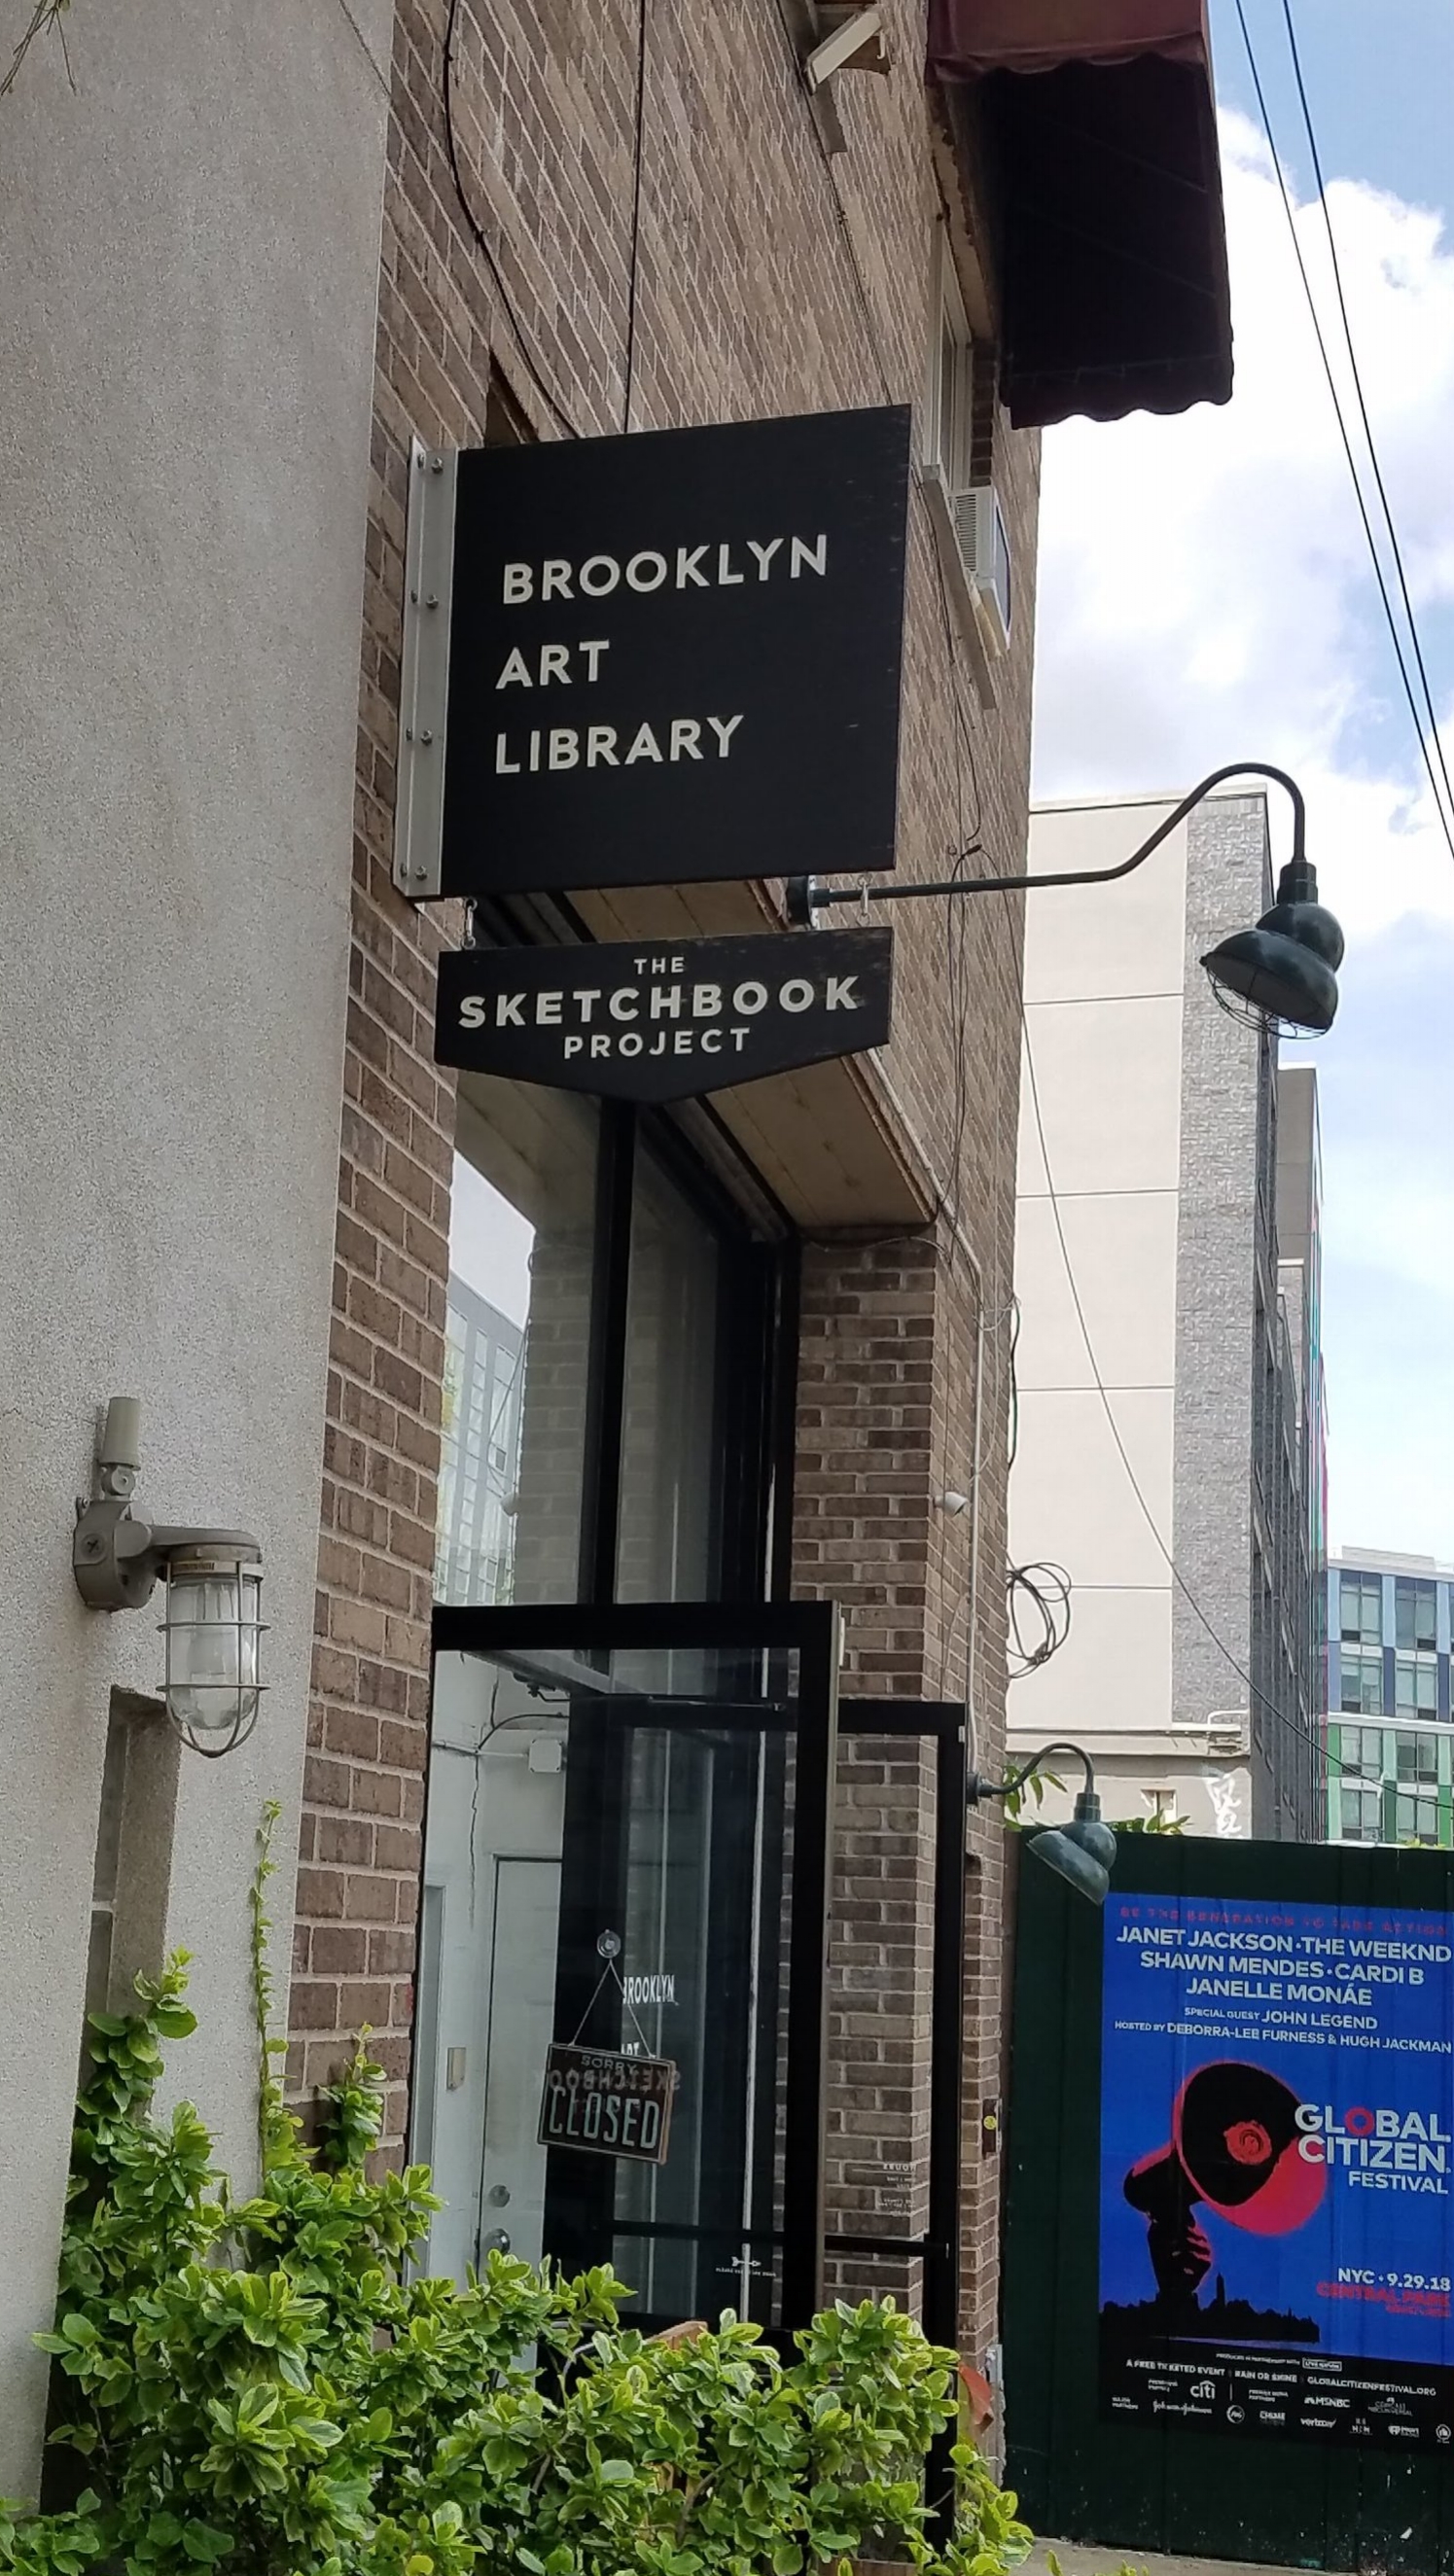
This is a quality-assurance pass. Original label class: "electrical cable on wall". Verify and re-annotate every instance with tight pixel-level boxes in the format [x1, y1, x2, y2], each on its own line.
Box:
[1005, 1559, 1072, 1680]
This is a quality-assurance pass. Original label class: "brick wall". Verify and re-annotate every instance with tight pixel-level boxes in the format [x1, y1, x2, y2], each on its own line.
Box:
[291, 0, 1035, 2374]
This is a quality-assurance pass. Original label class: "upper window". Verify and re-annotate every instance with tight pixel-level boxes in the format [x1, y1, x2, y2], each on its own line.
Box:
[926, 233, 982, 496]
[438, 1087, 599, 1609]
[1339, 1785, 1382, 1844]
[1339, 1651, 1383, 1717]
[1339, 1573, 1382, 1646]
[1394, 1654, 1438, 1718]
[1396, 1731, 1440, 1787]
[1396, 1578, 1437, 1651]
[1337, 1724, 1384, 1780]
[1396, 1792, 1440, 1848]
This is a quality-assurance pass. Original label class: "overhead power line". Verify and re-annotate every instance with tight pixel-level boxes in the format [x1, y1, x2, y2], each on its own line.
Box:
[1232, 0, 1454, 867]
[1275, 0, 1454, 840]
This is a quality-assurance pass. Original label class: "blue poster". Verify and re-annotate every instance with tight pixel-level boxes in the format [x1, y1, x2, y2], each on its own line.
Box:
[1100, 1890, 1454, 2448]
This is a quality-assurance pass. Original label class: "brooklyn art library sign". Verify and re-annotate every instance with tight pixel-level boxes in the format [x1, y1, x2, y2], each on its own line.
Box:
[395, 405, 910, 900]
[402, 405, 908, 1101]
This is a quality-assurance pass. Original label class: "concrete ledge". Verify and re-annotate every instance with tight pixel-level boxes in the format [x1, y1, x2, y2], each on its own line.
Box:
[1029, 2543, 1318, 2576]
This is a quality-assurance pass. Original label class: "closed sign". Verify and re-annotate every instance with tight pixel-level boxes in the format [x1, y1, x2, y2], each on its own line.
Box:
[538, 2042, 676, 2166]
[434, 928, 893, 1103]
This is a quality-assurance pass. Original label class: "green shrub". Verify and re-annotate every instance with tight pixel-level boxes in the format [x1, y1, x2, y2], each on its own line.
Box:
[0, 1818, 1032, 2576]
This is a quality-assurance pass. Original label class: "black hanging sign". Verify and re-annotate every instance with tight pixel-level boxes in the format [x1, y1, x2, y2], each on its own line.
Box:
[538, 2042, 676, 2166]
[395, 406, 911, 900]
[434, 928, 893, 1103]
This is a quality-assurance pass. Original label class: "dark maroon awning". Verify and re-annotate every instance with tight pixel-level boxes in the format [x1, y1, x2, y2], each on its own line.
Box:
[928, 0, 1233, 427]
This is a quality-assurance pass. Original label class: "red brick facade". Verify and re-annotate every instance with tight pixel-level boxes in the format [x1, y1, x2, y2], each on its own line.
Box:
[290, 0, 1036, 2376]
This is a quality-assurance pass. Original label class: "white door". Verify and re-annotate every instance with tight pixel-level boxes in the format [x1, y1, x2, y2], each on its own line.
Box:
[479, 1856, 561, 2269]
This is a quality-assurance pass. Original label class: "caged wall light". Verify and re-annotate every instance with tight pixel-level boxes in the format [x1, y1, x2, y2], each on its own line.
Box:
[73, 1396, 266, 1757]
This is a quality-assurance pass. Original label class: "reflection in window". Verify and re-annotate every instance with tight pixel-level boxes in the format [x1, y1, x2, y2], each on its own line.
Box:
[1339, 1573, 1382, 1645]
[616, 1147, 722, 1604]
[1395, 1578, 1438, 1651]
[1338, 1724, 1384, 1781]
[1396, 1731, 1439, 1788]
[1396, 1791, 1440, 1848]
[1394, 1654, 1437, 1718]
[437, 1086, 600, 1606]
[1339, 1785, 1382, 1843]
[1339, 1650, 1383, 1716]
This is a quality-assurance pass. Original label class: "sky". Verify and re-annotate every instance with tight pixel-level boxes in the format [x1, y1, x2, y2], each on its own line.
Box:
[1030, 0, 1454, 1561]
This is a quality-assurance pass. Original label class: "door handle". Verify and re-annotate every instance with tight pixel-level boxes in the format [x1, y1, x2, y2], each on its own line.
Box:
[481, 2226, 512, 2255]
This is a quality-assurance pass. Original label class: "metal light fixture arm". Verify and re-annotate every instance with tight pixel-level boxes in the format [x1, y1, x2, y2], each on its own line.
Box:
[787, 762, 1307, 920]
[966, 1739, 1097, 1808]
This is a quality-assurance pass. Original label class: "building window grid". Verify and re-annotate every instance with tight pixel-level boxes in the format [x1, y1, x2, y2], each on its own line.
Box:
[1330, 1714, 1454, 1848]
[1339, 1648, 1383, 1716]
[1396, 1576, 1437, 1651]
[1339, 1572, 1382, 1645]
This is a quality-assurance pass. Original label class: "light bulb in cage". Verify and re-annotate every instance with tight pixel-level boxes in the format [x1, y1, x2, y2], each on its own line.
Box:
[73, 1398, 266, 1761]
[1201, 859, 1343, 1037]
[160, 1545, 266, 1755]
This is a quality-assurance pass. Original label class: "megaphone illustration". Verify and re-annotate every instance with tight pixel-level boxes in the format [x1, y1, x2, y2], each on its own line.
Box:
[1124, 2061, 1326, 2311]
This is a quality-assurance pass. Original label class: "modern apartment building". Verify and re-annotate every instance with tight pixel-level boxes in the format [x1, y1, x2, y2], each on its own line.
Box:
[1326, 1549, 1454, 1847]
[1, 0, 1236, 2488]
[1009, 795, 1325, 1840]
[435, 1271, 524, 1608]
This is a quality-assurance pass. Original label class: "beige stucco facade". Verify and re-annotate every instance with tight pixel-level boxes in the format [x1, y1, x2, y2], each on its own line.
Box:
[0, 0, 390, 2484]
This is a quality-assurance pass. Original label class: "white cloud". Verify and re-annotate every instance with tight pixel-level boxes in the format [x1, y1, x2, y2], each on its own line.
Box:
[1032, 110, 1454, 942]
[1030, 109, 1454, 1559]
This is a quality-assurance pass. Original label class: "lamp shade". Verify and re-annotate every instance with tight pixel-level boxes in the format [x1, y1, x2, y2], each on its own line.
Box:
[1027, 1793, 1117, 1906]
[161, 1547, 265, 1754]
[1201, 858, 1343, 1036]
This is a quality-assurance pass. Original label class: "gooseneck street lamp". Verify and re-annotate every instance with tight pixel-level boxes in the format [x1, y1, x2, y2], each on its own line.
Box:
[968, 1741, 1117, 1906]
[786, 762, 1345, 1037]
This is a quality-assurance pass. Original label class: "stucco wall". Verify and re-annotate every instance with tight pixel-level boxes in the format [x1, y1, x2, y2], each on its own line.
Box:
[0, 0, 390, 2488]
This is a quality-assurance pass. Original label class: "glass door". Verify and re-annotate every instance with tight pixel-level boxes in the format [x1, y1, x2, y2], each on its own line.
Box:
[417, 1601, 839, 2336]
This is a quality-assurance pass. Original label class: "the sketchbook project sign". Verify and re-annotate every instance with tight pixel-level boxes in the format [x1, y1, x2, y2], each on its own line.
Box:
[434, 929, 893, 1102]
[1101, 1891, 1454, 2449]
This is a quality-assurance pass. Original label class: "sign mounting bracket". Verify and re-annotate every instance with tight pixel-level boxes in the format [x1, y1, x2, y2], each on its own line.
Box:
[393, 436, 457, 900]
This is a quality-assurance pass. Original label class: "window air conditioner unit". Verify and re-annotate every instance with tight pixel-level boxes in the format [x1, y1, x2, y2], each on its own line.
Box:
[951, 484, 1011, 653]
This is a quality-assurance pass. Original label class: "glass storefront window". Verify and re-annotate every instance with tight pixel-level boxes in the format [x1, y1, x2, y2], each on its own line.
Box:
[438, 1086, 771, 1615]
[616, 1145, 723, 1604]
[418, 1607, 837, 2330]
[437, 1084, 600, 1607]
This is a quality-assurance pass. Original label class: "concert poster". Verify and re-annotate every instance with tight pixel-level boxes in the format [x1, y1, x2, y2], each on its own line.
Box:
[1100, 1892, 1454, 2449]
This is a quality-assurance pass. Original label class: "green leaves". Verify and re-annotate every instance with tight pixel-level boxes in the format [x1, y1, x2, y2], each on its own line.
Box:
[7, 1839, 1036, 2576]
